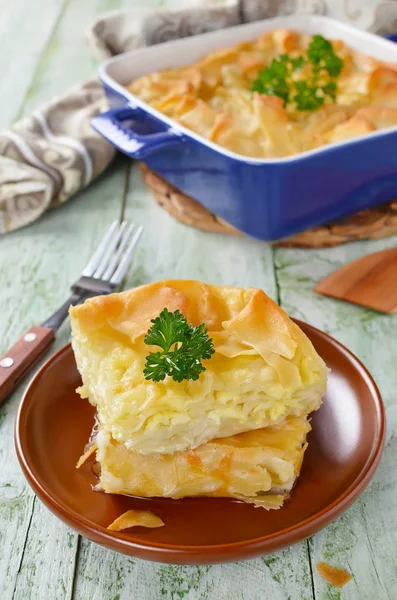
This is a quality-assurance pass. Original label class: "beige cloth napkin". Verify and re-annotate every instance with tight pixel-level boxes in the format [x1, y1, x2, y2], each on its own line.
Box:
[1, 0, 397, 233]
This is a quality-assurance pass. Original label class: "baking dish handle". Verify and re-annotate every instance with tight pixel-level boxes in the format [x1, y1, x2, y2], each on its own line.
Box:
[91, 106, 185, 159]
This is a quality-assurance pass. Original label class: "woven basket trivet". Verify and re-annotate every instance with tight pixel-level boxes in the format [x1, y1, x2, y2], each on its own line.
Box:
[139, 163, 397, 248]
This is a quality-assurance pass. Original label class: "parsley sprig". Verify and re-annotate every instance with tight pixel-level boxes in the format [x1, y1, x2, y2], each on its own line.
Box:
[143, 308, 215, 383]
[251, 34, 343, 111]
[251, 54, 304, 106]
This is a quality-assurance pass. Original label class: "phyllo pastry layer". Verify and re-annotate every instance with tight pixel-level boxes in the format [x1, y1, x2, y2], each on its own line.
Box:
[70, 280, 327, 455]
[95, 415, 311, 509]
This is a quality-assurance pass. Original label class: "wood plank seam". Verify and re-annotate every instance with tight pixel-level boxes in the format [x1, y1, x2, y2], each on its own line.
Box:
[120, 161, 132, 223]
[363, 525, 392, 600]
[70, 535, 82, 600]
[271, 245, 282, 305]
[306, 539, 317, 600]
[11, 496, 36, 600]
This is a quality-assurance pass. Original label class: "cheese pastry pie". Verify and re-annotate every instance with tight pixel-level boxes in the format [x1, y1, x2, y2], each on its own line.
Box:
[128, 29, 397, 159]
[94, 415, 311, 510]
[70, 280, 327, 455]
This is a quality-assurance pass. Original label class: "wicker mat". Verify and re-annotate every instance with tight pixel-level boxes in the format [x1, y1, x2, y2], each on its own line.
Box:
[139, 163, 397, 248]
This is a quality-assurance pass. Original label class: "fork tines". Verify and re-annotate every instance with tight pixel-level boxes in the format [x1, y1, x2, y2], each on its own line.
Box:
[82, 221, 143, 285]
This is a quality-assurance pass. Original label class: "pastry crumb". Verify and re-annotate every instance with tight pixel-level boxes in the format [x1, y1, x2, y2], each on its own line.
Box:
[107, 509, 164, 531]
[316, 562, 352, 588]
[76, 443, 97, 469]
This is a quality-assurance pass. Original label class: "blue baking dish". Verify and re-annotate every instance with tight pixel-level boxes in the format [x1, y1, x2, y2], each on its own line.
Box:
[92, 15, 397, 242]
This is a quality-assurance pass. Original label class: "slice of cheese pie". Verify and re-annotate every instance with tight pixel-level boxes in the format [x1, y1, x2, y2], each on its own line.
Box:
[94, 415, 311, 510]
[70, 280, 327, 456]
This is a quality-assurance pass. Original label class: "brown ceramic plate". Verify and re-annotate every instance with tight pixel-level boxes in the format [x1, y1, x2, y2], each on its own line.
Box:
[15, 321, 385, 565]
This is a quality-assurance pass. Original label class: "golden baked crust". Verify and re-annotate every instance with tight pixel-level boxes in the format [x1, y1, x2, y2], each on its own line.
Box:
[127, 29, 397, 159]
[70, 280, 327, 455]
[96, 415, 311, 510]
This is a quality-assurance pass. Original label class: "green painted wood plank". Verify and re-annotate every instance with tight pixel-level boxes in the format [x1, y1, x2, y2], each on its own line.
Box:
[122, 165, 278, 295]
[0, 0, 67, 127]
[11, 499, 79, 600]
[70, 162, 314, 600]
[20, 0, 126, 115]
[0, 161, 127, 600]
[19, 0, 177, 118]
[274, 237, 397, 600]
[73, 539, 314, 600]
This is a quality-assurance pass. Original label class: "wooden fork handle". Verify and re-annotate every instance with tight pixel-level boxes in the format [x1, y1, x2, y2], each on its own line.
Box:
[0, 326, 55, 405]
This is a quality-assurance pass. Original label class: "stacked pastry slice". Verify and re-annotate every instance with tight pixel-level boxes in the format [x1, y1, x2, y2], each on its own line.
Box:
[70, 280, 327, 510]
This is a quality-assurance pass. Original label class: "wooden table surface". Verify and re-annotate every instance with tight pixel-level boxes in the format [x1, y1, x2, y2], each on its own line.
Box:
[1, 1, 396, 599]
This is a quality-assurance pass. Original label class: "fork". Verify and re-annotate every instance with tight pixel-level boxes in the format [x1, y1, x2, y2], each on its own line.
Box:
[0, 221, 143, 405]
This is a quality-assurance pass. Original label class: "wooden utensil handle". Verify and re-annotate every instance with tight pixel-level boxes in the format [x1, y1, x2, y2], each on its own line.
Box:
[0, 326, 55, 405]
